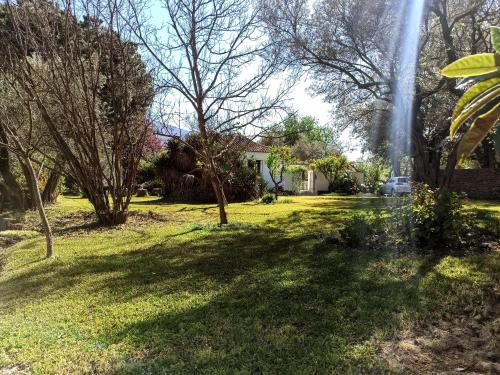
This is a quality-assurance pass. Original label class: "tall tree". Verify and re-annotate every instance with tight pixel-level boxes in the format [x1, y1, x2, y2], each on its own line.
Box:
[124, 0, 288, 224]
[262, 0, 499, 185]
[1, 0, 154, 225]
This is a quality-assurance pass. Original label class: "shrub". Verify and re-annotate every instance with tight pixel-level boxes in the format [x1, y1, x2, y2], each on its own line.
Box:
[335, 184, 475, 254]
[357, 157, 390, 194]
[224, 165, 258, 202]
[330, 172, 360, 195]
[338, 213, 375, 248]
[63, 175, 80, 195]
[136, 160, 156, 185]
[138, 137, 260, 203]
[142, 178, 164, 191]
[410, 183, 473, 251]
[136, 188, 148, 197]
[260, 193, 276, 204]
[287, 165, 308, 193]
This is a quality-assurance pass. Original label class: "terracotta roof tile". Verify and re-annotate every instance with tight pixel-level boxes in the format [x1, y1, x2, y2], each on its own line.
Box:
[230, 134, 270, 153]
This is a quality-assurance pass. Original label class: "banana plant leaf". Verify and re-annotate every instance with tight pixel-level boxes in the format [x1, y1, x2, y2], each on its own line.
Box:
[441, 53, 500, 78]
[450, 86, 500, 138]
[452, 77, 500, 121]
[457, 102, 500, 165]
[491, 26, 500, 53]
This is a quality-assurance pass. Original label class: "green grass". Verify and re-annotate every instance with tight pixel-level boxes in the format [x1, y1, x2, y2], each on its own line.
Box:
[0, 196, 499, 374]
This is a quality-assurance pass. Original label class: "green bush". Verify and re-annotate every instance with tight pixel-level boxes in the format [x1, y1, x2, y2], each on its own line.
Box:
[63, 175, 80, 195]
[410, 183, 473, 251]
[338, 213, 375, 248]
[136, 159, 156, 185]
[335, 184, 475, 253]
[260, 193, 276, 204]
[330, 172, 360, 195]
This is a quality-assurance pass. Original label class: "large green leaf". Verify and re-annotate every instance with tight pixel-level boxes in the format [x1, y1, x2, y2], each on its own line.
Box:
[492, 26, 500, 53]
[457, 102, 500, 165]
[441, 53, 500, 78]
[450, 85, 500, 138]
[452, 77, 500, 121]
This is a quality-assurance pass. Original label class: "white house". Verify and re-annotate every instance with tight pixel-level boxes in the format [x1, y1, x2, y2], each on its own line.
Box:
[234, 135, 363, 194]
[233, 136, 295, 191]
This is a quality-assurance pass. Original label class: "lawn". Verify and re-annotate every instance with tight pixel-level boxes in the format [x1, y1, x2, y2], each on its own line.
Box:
[0, 196, 499, 374]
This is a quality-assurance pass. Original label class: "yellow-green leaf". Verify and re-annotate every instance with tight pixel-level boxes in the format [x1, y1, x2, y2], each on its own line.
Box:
[491, 26, 500, 53]
[450, 85, 500, 138]
[441, 53, 500, 78]
[452, 78, 500, 121]
[457, 102, 500, 165]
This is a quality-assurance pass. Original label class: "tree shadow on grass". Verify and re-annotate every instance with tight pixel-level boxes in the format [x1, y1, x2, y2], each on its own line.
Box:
[100, 236, 424, 373]
[4, 208, 485, 373]
[177, 205, 218, 212]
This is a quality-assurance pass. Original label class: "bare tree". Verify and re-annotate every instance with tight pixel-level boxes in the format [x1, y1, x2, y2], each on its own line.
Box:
[1, 0, 154, 225]
[0, 80, 53, 258]
[123, 0, 288, 224]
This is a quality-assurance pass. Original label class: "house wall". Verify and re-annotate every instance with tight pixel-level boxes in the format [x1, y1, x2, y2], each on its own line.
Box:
[309, 170, 365, 194]
[244, 151, 294, 191]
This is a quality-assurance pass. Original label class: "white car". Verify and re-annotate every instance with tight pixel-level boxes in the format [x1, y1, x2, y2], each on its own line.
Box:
[380, 176, 411, 196]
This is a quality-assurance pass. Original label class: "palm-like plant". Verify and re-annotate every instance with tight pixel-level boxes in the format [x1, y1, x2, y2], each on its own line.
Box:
[441, 26, 500, 165]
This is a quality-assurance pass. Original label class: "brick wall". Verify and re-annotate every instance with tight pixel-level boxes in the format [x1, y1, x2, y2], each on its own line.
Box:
[439, 169, 500, 199]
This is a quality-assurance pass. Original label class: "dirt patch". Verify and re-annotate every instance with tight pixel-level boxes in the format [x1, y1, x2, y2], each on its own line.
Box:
[17, 210, 171, 237]
[0, 234, 25, 249]
[380, 295, 500, 374]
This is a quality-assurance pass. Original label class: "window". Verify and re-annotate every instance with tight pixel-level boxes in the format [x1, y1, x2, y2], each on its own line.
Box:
[397, 177, 408, 183]
[255, 160, 262, 174]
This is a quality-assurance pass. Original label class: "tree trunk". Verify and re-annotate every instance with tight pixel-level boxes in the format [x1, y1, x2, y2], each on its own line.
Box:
[440, 142, 459, 191]
[25, 156, 53, 258]
[210, 174, 228, 225]
[392, 158, 401, 177]
[274, 183, 279, 200]
[411, 116, 444, 188]
[19, 159, 35, 209]
[221, 186, 228, 206]
[87, 191, 128, 226]
[41, 167, 62, 205]
[0, 132, 26, 209]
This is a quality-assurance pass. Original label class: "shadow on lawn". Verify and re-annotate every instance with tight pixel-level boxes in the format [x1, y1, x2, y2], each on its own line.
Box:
[7, 207, 484, 372]
[103, 233, 423, 373]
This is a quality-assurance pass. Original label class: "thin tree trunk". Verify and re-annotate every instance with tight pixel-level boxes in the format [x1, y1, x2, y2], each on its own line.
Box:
[19, 159, 35, 208]
[25, 156, 53, 258]
[210, 174, 228, 225]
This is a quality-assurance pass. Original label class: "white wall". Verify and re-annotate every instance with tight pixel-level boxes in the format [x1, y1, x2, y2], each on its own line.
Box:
[244, 151, 294, 191]
[245, 152, 371, 194]
[309, 170, 365, 194]
[312, 171, 330, 194]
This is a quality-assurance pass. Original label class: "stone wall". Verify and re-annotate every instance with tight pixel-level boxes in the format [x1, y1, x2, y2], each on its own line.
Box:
[439, 169, 500, 199]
